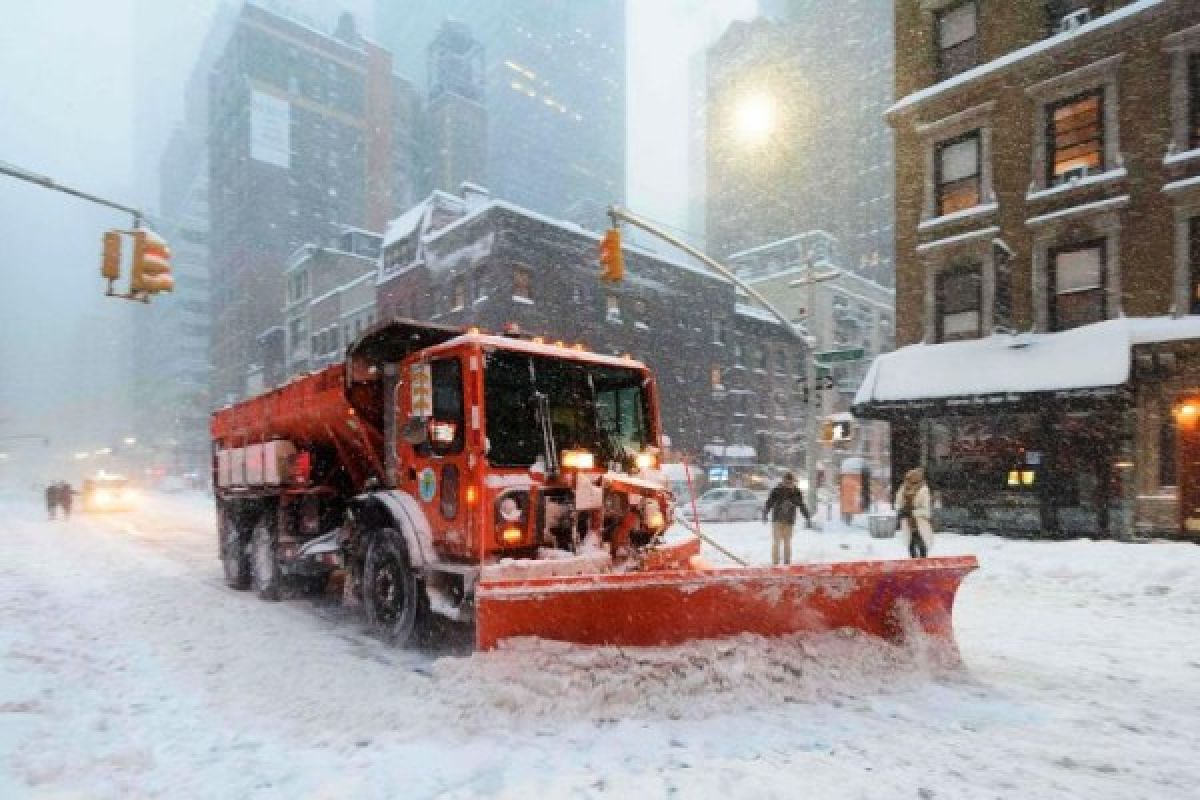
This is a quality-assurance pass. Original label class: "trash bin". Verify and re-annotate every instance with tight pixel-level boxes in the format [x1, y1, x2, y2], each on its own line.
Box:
[868, 513, 897, 539]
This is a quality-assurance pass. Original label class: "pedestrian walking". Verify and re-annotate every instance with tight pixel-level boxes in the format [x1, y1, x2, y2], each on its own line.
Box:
[895, 467, 934, 558]
[58, 481, 75, 520]
[45, 483, 59, 520]
[762, 472, 811, 565]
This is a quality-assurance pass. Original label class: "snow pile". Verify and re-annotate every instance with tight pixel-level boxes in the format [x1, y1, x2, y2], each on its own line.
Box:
[433, 630, 961, 730]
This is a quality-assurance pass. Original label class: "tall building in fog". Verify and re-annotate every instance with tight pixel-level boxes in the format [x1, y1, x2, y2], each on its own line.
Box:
[375, 0, 626, 227]
[207, 3, 413, 401]
[705, 0, 894, 284]
[423, 20, 488, 195]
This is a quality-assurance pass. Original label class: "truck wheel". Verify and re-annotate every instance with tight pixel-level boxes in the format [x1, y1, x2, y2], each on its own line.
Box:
[220, 511, 251, 590]
[363, 528, 428, 647]
[252, 519, 282, 601]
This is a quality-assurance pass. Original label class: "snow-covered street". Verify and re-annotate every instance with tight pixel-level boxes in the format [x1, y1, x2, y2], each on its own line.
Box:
[1, 490, 1198, 799]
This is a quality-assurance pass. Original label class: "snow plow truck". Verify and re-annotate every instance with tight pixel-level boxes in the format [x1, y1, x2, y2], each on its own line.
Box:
[211, 318, 977, 650]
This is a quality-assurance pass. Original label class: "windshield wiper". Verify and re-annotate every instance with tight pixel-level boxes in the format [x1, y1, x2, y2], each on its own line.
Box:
[529, 359, 559, 476]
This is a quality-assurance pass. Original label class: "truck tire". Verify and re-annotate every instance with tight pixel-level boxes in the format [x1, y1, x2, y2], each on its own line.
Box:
[220, 510, 251, 590]
[363, 528, 428, 647]
[252, 518, 283, 601]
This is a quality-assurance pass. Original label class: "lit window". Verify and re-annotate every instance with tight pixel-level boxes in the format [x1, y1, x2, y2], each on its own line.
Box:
[936, 1, 977, 80]
[936, 131, 981, 215]
[710, 366, 722, 389]
[1047, 90, 1104, 185]
[1051, 241, 1106, 331]
[452, 277, 466, 309]
[937, 265, 982, 342]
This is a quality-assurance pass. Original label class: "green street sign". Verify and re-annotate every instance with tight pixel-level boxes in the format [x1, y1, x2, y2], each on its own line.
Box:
[814, 347, 865, 364]
[815, 364, 832, 378]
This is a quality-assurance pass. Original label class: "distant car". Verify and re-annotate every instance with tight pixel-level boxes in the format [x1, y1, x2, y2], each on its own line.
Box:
[81, 475, 138, 513]
[681, 487, 763, 523]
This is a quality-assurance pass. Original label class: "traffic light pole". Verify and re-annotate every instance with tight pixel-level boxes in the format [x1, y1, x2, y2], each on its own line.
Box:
[0, 159, 144, 228]
[604, 206, 820, 511]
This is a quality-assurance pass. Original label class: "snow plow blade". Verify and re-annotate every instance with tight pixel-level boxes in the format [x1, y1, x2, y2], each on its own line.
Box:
[475, 556, 978, 651]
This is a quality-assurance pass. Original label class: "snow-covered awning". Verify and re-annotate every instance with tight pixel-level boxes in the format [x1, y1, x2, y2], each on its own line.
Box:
[853, 316, 1200, 416]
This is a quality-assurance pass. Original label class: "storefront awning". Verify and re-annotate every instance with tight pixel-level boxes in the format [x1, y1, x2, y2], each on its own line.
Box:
[853, 317, 1200, 417]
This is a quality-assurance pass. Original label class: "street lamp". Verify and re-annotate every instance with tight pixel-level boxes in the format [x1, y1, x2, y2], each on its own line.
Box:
[733, 91, 777, 146]
[123, 437, 137, 446]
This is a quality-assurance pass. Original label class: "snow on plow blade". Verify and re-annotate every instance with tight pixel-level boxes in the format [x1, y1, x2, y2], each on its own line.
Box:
[475, 556, 978, 651]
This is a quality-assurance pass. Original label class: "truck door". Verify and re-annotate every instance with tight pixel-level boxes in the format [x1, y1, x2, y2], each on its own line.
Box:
[401, 356, 470, 557]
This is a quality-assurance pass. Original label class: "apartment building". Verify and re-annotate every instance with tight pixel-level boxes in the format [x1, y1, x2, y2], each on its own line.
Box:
[855, 0, 1200, 538]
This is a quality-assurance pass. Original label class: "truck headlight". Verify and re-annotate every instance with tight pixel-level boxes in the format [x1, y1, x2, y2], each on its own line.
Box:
[641, 499, 666, 532]
[561, 449, 595, 470]
[635, 452, 657, 471]
[494, 491, 529, 546]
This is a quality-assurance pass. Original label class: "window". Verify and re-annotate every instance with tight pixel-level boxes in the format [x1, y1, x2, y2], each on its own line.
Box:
[733, 341, 745, 366]
[1050, 240, 1106, 331]
[1190, 53, 1200, 150]
[936, 265, 982, 342]
[606, 294, 621, 320]
[452, 277, 466, 310]
[1045, 1, 1106, 35]
[421, 358, 464, 456]
[1161, 400, 1178, 487]
[1047, 90, 1104, 185]
[936, 131, 981, 215]
[512, 267, 532, 301]
[1190, 218, 1200, 315]
[474, 267, 488, 302]
[710, 366, 722, 390]
[936, 1, 977, 80]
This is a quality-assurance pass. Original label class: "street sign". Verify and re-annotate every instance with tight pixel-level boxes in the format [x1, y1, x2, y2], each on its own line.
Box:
[814, 347, 865, 364]
[815, 364, 832, 378]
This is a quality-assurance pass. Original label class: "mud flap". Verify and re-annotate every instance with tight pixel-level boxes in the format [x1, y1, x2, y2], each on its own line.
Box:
[475, 556, 978, 651]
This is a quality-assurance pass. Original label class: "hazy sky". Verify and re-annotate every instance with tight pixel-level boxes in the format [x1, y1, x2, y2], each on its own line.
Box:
[0, 0, 753, 471]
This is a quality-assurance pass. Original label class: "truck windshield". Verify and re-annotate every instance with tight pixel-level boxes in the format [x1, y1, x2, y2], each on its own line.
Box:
[484, 350, 652, 467]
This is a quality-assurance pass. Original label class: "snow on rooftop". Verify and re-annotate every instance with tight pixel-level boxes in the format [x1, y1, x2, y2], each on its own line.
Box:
[855, 316, 1200, 408]
[382, 201, 429, 248]
[734, 303, 785, 326]
[887, 0, 1165, 118]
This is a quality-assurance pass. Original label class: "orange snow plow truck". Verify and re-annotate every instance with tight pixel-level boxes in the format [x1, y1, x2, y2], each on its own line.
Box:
[211, 319, 976, 650]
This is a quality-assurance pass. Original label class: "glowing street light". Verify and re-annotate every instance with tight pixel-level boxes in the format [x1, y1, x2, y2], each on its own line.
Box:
[734, 91, 777, 146]
[74, 452, 90, 460]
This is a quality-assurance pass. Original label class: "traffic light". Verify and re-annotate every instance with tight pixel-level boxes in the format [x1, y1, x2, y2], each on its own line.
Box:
[101, 231, 122, 282]
[820, 417, 855, 445]
[599, 227, 624, 283]
[130, 229, 174, 295]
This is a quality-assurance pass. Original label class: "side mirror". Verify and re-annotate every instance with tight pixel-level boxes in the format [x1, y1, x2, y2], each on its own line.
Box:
[401, 417, 428, 445]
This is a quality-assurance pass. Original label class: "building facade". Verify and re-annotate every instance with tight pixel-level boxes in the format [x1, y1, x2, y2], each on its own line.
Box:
[283, 227, 381, 377]
[375, 185, 805, 463]
[705, 1, 895, 284]
[207, 4, 411, 403]
[856, 0, 1200, 538]
[730, 231, 897, 499]
[375, 0, 626, 226]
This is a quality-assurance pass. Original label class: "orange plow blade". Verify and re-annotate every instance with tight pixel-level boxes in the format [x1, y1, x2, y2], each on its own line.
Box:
[475, 556, 978, 651]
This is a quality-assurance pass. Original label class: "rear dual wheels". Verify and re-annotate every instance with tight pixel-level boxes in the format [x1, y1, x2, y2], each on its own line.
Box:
[252, 519, 283, 601]
[363, 528, 428, 647]
[220, 511, 252, 590]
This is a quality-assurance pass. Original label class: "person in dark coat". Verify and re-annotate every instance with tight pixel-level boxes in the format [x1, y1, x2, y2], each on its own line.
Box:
[45, 483, 59, 520]
[762, 472, 811, 565]
[57, 481, 74, 519]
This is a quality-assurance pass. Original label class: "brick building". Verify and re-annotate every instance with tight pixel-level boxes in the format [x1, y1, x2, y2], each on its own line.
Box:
[376, 185, 806, 463]
[855, 0, 1200, 538]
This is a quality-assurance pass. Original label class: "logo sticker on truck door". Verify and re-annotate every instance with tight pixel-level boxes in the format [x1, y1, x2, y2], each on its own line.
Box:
[418, 467, 437, 503]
